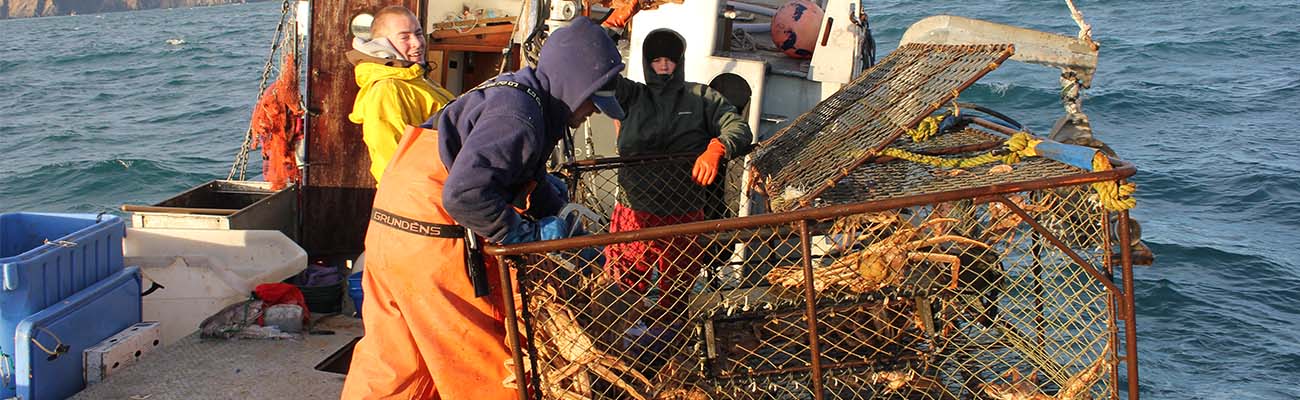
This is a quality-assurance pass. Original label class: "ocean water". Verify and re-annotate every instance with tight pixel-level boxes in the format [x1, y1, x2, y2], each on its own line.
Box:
[2, 1, 1298, 398]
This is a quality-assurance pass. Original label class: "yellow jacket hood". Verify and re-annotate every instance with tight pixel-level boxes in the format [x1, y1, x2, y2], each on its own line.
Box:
[349, 62, 455, 183]
[353, 62, 425, 90]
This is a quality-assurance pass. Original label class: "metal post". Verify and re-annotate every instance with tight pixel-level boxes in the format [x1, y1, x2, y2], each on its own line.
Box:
[799, 220, 825, 399]
[998, 197, 1126, 308]
[1102, 208, 1120, 399]
[1101, 212, 1114, 277]
[498, 256, 529, 400]
[296, 0, 311, 244]
[1118, 211, 1139, 400]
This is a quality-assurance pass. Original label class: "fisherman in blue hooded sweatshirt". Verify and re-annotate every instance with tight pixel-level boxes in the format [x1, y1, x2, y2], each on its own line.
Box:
[341, 18, 625, 399]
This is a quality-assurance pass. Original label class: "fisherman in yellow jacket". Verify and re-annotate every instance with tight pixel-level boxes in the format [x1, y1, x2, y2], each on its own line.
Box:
[347, 5, 455, 184]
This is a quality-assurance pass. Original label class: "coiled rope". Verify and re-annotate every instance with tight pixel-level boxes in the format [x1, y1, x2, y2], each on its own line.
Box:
[904, 115, 943, 143]
[1090, 154, 1137, 211]
[886, 121, 1136, 211]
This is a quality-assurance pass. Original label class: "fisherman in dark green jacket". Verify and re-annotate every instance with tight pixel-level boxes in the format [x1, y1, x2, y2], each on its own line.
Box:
[604, 29, 754, 314]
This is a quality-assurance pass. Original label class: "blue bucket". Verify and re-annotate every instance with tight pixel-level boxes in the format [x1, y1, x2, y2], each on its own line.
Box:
[347, 271, 364, 319]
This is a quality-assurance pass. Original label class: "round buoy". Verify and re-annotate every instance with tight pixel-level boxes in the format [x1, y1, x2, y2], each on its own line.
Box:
[770, 0, 824, 59]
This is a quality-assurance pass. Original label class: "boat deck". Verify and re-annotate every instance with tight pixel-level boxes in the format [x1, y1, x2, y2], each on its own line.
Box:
[72, 315, 362, 400]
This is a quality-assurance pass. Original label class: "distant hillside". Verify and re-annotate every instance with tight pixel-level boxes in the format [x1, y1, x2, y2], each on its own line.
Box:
[1, 0, 268, 19]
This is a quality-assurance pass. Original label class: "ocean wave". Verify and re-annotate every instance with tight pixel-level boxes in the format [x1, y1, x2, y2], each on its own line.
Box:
[22, 128, 86, 145]
[90, 92, 119, 102]
[1086, 89, 1220, 118]
[161, 43, 213, 56]
[138, 104, 243, 124]
[48, 49, 142, 66]
[0, 158, 235, 212]
[1146, 241, 1277, 273]
[962, 80, 1056, 102]
[1262, 28, 1300, 43]
[1137, 168, 1300, 219]
[1140, 260, 1298, 339]
[163, 76, 202, 87]
[1144, 241, 1300, 294]
[1255, 77, 1300, 100]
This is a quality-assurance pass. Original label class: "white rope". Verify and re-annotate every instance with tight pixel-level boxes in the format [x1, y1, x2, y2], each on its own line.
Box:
[1064, 0, 1099, 50]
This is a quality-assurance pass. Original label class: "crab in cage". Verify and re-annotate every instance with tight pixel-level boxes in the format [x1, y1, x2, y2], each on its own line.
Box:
[765, 211, 989, 294]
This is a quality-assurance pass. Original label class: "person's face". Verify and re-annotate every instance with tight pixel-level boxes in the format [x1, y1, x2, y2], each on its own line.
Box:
[568, 99, 598, 128]
[379, 15, 424, 63]
[650, 57, 677, 75]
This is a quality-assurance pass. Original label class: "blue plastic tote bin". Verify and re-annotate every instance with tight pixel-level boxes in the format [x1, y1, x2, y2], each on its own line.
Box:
[0, 212, 126, 395]
[15, 267, 141, 400]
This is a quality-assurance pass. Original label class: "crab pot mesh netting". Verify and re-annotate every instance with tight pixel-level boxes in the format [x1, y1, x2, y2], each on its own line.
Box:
[564, 155, 751, 235]
[505, 178, 1124, 399]
[750, 43, 1015, 213]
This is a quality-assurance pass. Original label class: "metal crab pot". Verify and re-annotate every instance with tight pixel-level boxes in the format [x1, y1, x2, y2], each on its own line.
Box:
[488, 43, 1140, 400]
[487, 154, 1138, 400]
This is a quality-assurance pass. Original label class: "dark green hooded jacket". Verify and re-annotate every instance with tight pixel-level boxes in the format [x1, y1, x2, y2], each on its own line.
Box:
[613, 37, 754, 216]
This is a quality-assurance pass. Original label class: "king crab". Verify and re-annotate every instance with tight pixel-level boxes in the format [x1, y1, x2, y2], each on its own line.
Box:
[767, 213, 989, 293]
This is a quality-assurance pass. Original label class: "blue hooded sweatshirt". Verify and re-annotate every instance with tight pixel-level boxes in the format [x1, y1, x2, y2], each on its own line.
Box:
[423, 18, 625, 243]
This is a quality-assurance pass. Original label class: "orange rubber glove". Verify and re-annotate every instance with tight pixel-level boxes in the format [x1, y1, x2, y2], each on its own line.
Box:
[692, 138, 727, 186]
[600, 0, 640, 29]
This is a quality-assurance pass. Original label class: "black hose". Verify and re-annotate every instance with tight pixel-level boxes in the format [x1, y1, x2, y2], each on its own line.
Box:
[955, 102, 1024, 130]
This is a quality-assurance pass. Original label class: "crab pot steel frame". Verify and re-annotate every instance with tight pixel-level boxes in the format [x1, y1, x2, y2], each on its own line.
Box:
[487, 43, 1139, 399]
[488, 155, 1138, 400]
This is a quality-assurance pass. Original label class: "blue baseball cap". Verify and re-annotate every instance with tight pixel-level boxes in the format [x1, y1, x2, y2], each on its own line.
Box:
[591, 79, 625, 120]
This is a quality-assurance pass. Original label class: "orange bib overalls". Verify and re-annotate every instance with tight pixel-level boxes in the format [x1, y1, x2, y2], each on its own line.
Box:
[341, 126, 519, 400]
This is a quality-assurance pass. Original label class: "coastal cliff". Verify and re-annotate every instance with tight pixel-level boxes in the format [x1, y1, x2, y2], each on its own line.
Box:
[2, 0, 266, 19]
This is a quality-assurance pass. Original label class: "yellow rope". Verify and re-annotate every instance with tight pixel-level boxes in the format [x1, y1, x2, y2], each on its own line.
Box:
[1090, 154, 1137, 211]
[1002, 132, 1040, 163]
[905, 115, 944, 143]
[894, 113, 1137, 211]
[882, 147, 1002, 169]
[883, 131, 1040, 169]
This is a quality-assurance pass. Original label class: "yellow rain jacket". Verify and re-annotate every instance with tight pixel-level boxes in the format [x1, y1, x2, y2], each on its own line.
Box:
[348, 62, 455, 184]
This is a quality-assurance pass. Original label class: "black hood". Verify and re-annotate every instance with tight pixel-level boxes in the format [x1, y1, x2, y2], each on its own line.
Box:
[643, 30, 685, 92]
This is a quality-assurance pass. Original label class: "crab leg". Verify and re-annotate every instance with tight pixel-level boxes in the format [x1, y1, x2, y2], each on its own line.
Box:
[591, 358, 652, 400]
[908, 252, 963, 289]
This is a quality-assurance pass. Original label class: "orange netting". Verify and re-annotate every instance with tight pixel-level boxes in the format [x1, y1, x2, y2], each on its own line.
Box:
[251, 52, 304, 190]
